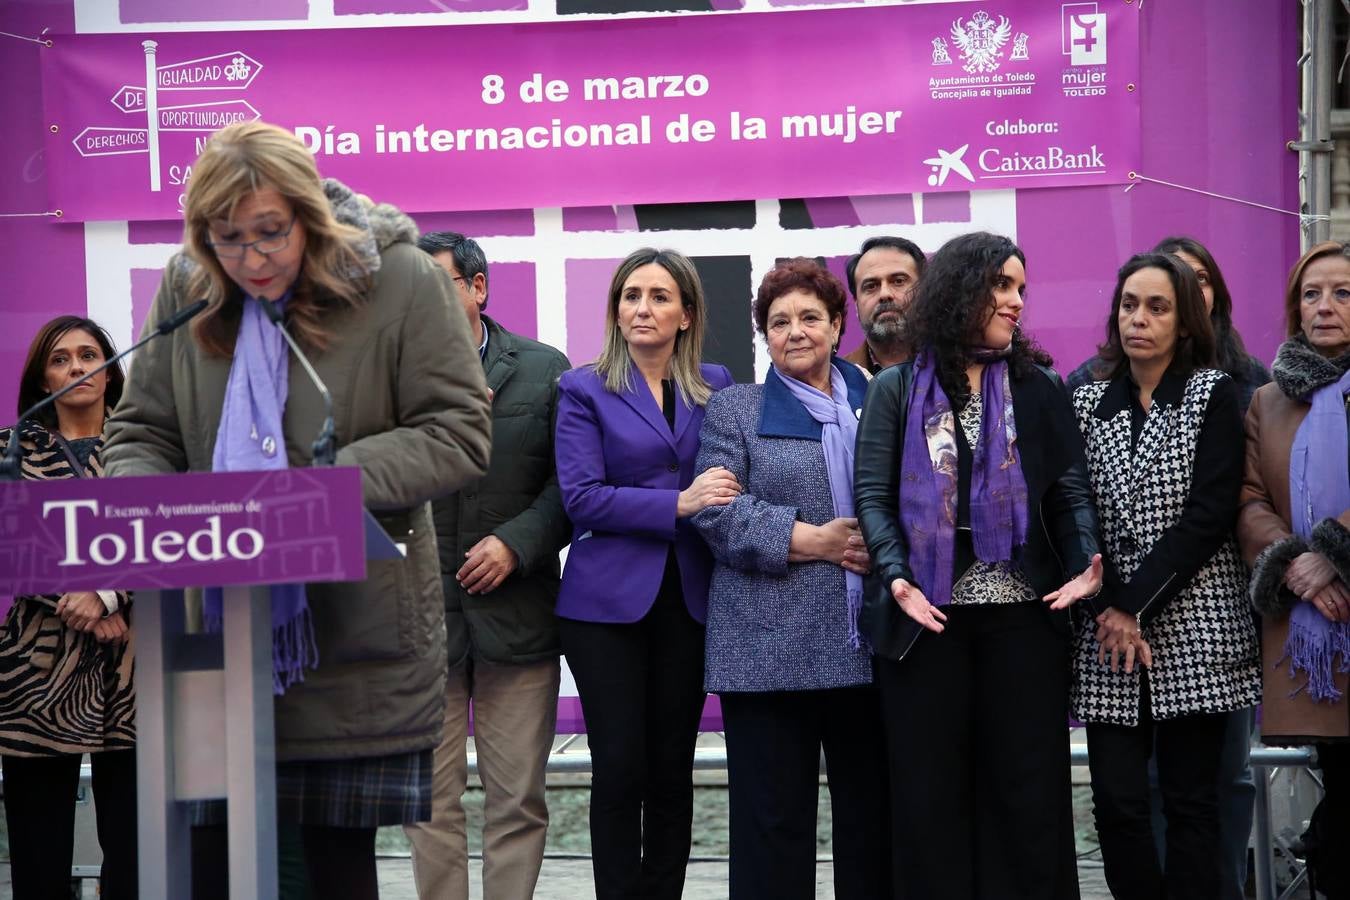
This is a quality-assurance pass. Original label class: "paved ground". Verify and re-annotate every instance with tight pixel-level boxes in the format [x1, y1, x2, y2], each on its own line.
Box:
[0, 728, 1319, 897]
[1, 856, 1115, 899]
[377, 856, 1116, 900]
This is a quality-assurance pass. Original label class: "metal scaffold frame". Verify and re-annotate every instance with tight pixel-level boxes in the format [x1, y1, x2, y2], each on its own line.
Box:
[1301, 0, 1335, 248]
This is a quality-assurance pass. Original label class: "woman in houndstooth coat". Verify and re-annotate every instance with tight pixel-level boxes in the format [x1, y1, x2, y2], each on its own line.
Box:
[1070, 252, 1260, 900]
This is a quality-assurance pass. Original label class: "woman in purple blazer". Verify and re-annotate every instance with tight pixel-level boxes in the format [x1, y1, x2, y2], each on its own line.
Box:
[554, 247, 737, 900]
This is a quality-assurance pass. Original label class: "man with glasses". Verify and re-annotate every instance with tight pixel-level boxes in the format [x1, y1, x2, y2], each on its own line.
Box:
[403, 232, 572, 900]
[843, 236, 926, 374]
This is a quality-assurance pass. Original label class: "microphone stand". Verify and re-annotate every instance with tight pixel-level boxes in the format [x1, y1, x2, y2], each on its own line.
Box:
[0, 299, 209, 482]
[258, 299, 337, 467]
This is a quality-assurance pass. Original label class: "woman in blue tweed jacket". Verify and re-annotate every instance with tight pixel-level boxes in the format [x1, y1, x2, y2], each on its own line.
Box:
[693, 259, 888, 900]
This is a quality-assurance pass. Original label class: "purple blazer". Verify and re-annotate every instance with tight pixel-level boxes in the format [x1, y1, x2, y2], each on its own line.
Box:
[554, 362, 734, 624]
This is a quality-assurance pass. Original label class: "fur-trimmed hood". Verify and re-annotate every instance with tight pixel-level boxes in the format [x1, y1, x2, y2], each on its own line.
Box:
[322, 177, 419, 276]
[1272, 334, 1350, 400]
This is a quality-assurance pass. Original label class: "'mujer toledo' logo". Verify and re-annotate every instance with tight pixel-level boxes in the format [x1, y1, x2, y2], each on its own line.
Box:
[1062, 3, 1107, 67]
[43, 499, 264, 567]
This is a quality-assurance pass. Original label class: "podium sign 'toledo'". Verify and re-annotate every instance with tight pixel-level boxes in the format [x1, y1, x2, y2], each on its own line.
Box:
[0, 467, 366, 594]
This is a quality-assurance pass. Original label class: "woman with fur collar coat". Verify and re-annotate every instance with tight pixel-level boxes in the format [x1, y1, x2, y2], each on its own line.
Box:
[1239, 241, 1350, 897]
[102, 121, 491, 899]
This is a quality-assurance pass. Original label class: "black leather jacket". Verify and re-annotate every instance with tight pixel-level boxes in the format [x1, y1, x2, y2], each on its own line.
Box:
[853, 361, 1101, 660]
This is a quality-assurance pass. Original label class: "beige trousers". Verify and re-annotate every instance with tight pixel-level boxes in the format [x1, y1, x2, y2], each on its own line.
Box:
[404, 657, 561, 900]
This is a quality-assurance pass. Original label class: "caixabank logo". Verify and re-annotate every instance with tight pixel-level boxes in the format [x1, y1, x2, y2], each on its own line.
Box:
[1061, 3, 1109, 97]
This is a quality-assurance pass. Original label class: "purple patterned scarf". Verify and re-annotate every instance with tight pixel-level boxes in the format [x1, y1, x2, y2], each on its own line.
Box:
[1284, 365, 1350, 702]
[204, 293, 317, 695]
[898, 349, 1029, 605]
[776, 363, 866, 649]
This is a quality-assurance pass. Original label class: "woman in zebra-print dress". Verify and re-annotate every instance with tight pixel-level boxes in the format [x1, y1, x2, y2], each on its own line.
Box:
[1, 315, 137, 899]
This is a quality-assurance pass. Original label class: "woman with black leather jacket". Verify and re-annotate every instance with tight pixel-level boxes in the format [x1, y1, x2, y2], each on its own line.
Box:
[853, 232, 1103, 900]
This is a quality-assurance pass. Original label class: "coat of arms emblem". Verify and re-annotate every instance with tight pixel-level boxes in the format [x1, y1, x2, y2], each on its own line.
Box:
[950, 11, 1014, 74]
[931, 37, 953, 66]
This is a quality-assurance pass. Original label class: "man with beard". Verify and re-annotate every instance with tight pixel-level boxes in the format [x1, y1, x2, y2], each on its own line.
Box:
[843, 236, 925, 374]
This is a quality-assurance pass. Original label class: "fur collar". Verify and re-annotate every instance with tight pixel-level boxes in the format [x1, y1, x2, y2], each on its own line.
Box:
[1271, 335, 1350, 400]
[322, 177, 419, 277]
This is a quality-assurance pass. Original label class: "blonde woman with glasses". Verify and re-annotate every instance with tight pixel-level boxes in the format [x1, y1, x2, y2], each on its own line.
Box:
[102, 120, 492, 899]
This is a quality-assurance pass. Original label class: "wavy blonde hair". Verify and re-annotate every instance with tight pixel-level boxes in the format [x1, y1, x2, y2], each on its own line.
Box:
[593, 248, 713, 407]
[183, 121, 369, 356]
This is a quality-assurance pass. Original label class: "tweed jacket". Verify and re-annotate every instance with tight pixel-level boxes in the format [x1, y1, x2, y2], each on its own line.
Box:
[0, 423, 134, 757]
[1238, 339, 1350, 743]
[433, 315, 572, 667]
[102, 181, 492, 762]
[1071, 370, 1260, 726]
[693, 362, 873, 693]
[554, 362, 734, 624]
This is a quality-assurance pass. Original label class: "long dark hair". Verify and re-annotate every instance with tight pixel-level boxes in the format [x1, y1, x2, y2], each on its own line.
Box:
[903, 232, 1052, 409]
[1092, 253, 1216, 380]
[1151, 235, 1250, 376]
[17, 316, 124, 430]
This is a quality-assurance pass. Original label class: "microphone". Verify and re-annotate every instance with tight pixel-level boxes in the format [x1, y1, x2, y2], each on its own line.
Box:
[258, 299, 336, 467]
[0, 299, 209, 482]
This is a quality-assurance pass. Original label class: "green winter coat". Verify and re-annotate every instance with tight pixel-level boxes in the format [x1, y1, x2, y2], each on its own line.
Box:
[434, 315, 571, 667]
[101, 181, 492, 762]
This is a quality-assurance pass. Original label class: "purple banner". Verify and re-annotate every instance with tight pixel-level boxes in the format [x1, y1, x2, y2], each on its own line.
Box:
[0, 467, 365, 594]
[40, 2, 1139, 221]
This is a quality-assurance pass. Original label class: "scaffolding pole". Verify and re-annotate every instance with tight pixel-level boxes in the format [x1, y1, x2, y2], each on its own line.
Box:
[1300, 0, 1334, 248]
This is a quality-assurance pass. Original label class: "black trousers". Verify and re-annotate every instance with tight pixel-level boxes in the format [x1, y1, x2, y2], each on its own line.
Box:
[2, 749, 138, 900]
[877, 602, 1080, 900]
[560, 585, 707, 900]
[1085, 677, 1227, 900]
[191, 822, 376, 900]
[721, 685, 890, 900]
[1310, 742, 1350, 899]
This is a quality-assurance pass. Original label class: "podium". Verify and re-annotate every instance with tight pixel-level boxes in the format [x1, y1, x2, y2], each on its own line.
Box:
[0, 466, 393, 900]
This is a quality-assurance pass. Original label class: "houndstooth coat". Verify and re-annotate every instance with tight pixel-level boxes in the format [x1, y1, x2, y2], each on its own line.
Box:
[1070, 369, 1260, 726]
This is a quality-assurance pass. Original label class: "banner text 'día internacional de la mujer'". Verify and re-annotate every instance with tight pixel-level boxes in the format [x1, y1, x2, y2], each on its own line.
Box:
[41, 2, 1139, 221]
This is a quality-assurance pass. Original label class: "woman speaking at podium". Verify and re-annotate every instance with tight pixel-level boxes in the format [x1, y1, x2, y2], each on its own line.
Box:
[1, 316, 136, 899]
[101, 121, 492, 899]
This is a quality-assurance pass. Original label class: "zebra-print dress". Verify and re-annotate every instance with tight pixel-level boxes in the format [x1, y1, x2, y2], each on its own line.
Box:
[0, 423, 135, 757]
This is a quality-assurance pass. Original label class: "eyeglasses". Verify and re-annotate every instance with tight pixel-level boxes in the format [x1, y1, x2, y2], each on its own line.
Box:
[207, 216, 298, 260]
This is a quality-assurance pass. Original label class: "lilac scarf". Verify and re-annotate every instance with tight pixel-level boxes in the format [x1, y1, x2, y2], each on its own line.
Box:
[205, 294, 317, 695]
[777, 363, 865, 649]
[898, 350, 1029, 605]
[1284, 367, 1350, 702]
